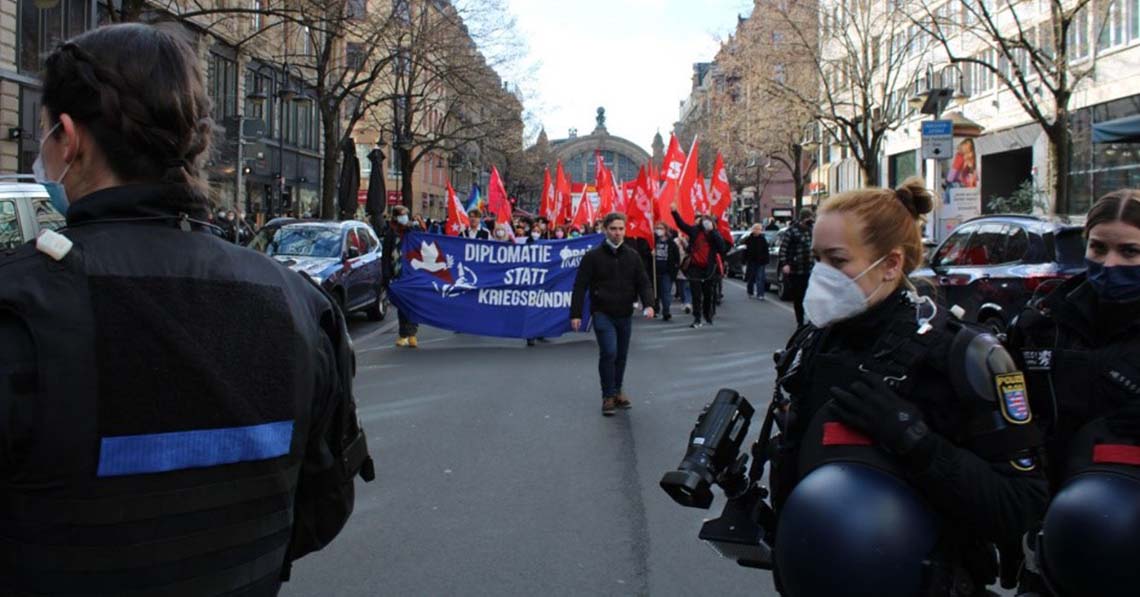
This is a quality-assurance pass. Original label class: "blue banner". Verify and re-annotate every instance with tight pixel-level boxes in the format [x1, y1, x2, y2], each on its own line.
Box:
[389, 232, 601, 338]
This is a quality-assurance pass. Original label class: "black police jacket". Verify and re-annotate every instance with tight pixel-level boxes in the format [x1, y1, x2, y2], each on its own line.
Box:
[772, 290, 1047, 594]
[1008, 273, 1140, 488]
[0, 184, 372, 595]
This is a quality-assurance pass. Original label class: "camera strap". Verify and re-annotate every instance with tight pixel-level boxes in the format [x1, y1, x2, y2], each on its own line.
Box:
[749, 397, 782, 485]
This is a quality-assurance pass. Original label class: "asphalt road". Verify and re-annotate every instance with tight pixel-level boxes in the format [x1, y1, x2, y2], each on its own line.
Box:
[281, 279, 797, 596]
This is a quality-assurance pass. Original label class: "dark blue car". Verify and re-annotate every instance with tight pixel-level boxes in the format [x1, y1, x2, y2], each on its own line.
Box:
[261, 220, 387, 320]
[913, 215, 1085, 333]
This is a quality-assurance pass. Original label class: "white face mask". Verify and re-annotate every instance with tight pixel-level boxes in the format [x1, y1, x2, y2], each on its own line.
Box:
[702, 219, 714, 231]
[803, 255, 887, 327]
[396, 215, 409, 226]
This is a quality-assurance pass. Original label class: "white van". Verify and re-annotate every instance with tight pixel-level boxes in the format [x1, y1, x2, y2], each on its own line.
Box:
[0, 177, 65, 253]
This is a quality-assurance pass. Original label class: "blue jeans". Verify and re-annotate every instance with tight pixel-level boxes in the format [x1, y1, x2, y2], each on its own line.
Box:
[592, 312, 632, 399]
[745, 263, 767, 296]
[656, 271, 673, 316]
[679, 278, 692, 304]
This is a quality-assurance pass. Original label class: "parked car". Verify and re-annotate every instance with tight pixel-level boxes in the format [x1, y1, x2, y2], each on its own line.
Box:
[725, 233, 749, 278]
[912, 215, 1085, 334]
[764, 228, 790, 300]
[258, 220, 388, 320]
[0, 179, 66, 253]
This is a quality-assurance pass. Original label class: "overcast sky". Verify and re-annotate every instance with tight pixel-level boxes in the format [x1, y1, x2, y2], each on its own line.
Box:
[504, 0, 752, 153]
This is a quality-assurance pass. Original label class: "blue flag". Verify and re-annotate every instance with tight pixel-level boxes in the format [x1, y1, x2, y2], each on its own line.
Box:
[464, 184, 482, 212]
[389, 232, 601, 338]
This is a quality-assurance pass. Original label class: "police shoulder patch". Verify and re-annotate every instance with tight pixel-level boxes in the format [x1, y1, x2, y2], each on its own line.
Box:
[995, 372, 1032, 425]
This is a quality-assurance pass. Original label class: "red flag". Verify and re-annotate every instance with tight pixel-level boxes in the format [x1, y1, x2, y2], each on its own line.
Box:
[445, 181, 470, 236]
[540, 168, 555, 221]
[676, 137, 701, 223]
[571, 185, 595, 230]
[595, 152, 616, 216]
[657, 134, 687, 227]
[625, 165, 655, 249]
[717, 209, 733, 245]
[488, 166, 511, 224]
[555, 161, 572, 224]
[709, 152, 732, 218]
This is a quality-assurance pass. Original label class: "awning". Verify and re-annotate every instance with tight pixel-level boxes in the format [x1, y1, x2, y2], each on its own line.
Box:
[1093, 114, 1140, 143]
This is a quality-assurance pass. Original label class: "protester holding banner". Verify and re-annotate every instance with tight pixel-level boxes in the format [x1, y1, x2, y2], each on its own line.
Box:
[570, 213, 655, 416]
[672, 206, 725, 328]
[384, 205, 421, 348]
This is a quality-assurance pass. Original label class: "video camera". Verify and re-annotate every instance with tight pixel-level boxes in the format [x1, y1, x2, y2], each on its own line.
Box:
[659, 389, 777, 569]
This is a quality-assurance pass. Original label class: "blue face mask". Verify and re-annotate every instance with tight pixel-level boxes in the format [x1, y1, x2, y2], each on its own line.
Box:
[33, 122, 72, 216]
[1086, 258, 1140, 303]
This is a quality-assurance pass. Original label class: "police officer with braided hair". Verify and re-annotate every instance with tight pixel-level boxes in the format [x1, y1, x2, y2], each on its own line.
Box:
[1007, 190, 1140, 597]
[0, 24, 372, 595]
[764, 177, 1047, 596]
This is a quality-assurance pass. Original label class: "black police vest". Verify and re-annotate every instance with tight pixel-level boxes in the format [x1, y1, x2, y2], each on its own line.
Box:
[0, 224, 324, 595]
[1016, 305, 1140, 485]
[771, 308, 1023, 597]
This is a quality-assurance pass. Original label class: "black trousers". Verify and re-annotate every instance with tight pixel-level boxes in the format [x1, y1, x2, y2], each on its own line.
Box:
[689, 278, 717, 323]
[786, 273, 809, 326]
[398, 309, 418, 337]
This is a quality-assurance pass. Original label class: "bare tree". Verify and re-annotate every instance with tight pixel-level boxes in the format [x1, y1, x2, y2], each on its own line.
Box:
[366, 0, 525, 210]
[713, 1, 819, 211]
[293, 0, 400, 219]
[912, 0, 1108, 214]
[771, 0, 918, 186]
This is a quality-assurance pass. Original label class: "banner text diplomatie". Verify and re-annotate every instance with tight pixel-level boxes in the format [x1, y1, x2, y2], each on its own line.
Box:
[389, 232, 600, 338]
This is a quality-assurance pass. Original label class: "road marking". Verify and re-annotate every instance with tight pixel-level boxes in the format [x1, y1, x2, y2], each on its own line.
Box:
[724, 279, 795, 315]
[351, 319, 398, 345]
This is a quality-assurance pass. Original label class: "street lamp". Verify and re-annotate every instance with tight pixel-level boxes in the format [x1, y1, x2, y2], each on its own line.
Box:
[909, 64, 969, 120]
[247, 63, 311, 218]
[910, 63, 971, 242]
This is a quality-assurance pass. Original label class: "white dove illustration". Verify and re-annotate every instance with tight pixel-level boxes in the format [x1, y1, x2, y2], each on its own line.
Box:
[411, 241, 451, 273]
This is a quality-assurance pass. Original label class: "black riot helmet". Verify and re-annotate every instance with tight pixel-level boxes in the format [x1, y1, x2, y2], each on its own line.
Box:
[1039, 420, 1140, 597]
[774, 463, 941, 597]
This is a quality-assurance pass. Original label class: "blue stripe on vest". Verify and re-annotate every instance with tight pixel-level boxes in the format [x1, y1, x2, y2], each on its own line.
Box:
[97, 420, 294, 477]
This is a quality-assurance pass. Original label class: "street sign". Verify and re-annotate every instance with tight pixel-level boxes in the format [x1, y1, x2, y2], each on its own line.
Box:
[921, 120, 953, 160]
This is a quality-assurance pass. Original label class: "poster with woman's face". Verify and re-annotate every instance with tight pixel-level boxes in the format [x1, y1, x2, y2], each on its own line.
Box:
[946, 138, 978, 189]
[943, 137, 982, 225]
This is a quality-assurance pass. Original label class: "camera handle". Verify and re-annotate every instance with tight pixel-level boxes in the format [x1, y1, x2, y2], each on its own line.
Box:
[748, 394, 784, 487]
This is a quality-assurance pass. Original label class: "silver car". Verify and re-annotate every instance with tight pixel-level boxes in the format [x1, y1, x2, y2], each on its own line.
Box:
[0, 178, 65, 253]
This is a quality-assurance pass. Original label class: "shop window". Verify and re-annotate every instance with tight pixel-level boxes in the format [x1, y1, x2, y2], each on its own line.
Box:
[19, 0, 90, 74]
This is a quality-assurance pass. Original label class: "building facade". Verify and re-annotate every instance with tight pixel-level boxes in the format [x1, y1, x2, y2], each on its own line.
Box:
[811, 0, 1140, 237]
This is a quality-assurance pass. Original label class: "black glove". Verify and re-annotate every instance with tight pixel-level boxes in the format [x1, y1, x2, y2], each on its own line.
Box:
[1106, 400, 1140, 438]
[829, 373, 930, 456]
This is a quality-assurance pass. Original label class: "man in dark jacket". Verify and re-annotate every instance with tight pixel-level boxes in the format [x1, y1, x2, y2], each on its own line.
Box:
[743, 223, 771, 300]
[653, 223, 681, 320]
[779, 207, 815, 326]
[570, 213, 655, 416]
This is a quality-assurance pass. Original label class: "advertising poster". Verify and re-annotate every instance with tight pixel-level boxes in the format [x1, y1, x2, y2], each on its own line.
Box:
[941, 137, 981, 236]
